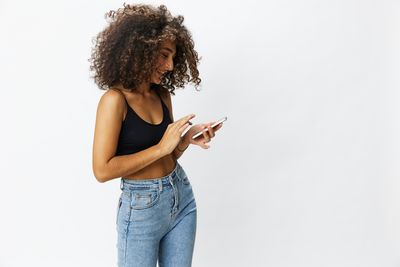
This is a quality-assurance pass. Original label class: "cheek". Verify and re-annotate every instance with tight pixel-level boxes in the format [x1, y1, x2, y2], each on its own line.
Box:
[150, 72, 161, 83]
[156, 57, 164, 66]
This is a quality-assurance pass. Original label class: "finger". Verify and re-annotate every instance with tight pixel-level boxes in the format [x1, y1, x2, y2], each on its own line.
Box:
[199, 141, 209, 149]
[215, 123, 223, 130]
[177, 114, 195, 126]
[212, 123, 223, 133]
[178, 122, 191, 133]
[170, 115, 194, 132]
[202, 129, 211, 143]
[207, 125, 215, 138]
[192, 139, 210, 149]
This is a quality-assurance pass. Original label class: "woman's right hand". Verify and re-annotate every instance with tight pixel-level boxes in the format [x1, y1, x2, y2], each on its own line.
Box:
[158, 114, 195, 156]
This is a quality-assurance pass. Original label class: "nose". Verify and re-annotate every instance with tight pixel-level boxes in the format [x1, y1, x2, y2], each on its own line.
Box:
[164, 58, 174, 71]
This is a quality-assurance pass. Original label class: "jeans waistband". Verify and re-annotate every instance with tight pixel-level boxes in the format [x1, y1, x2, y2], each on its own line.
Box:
[120, 162, 181, 191]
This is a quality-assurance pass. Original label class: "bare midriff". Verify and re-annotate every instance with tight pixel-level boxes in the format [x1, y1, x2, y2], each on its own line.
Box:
[123, 154, 176, 180]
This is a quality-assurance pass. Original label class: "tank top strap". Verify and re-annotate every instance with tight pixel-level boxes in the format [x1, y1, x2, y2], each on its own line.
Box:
[154, 89, 167, 109]
[154, 89, 173, 123]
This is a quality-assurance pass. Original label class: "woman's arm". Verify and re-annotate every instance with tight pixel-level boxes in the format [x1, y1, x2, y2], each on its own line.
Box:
[92, 90, 166, 183]
[173, 138, 190, 160]
[161, 91, 221, 158]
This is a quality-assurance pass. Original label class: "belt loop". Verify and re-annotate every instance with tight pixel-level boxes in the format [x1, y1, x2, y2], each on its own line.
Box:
[158, 179, 163, 192]
[172, 168, 178, 181]
[120, 179, 124, 190]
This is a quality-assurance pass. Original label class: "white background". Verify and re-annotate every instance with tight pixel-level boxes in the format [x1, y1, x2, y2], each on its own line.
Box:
[1, 0, 399, 266]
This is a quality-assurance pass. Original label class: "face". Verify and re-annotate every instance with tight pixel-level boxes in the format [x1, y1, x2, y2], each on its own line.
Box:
[151, 39, 176, 84]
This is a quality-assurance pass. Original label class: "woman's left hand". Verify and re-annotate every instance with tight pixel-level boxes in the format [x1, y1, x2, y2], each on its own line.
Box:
[183, 122, 223, 149]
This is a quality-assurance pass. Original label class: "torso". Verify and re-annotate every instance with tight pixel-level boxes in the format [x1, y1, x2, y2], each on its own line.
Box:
[112, 87, 176, 180]
[126, 155, 176, 180]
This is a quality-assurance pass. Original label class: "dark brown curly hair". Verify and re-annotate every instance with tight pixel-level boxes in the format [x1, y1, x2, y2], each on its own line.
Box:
[89, 3, 201, 95]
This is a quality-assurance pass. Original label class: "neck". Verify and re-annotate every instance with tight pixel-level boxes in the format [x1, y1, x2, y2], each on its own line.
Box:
[113, 82, 153, 96]
[136, 82, 152, 95]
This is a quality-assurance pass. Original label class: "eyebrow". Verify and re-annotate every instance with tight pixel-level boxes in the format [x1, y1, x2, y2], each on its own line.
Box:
[162, 47, 176, 56]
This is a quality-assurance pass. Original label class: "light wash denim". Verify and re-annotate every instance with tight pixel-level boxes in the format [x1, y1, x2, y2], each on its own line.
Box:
[116, 163, 197, 267]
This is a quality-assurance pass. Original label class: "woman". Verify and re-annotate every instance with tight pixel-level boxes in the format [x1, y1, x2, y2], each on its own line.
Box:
[90, 4, 223, 267]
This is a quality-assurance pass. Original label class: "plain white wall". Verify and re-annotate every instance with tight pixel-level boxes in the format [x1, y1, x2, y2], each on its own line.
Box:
[1, 0, 399, 266]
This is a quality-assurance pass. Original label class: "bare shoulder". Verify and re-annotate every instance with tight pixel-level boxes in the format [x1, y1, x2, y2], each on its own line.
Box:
[100, 88, 126, 106]
[97, 89, 126, 116]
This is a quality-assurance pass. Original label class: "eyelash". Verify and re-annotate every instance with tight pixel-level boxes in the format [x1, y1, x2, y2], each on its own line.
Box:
[162, 54, 176, 61]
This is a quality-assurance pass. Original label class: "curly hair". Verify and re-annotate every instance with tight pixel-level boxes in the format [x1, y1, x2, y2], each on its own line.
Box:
[89, 3, 201, 94]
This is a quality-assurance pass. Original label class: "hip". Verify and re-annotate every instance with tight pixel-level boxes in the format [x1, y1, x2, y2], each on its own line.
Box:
[116, 162, 196, 225]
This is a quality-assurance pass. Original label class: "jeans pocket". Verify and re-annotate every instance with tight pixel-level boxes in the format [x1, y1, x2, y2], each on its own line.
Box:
[130, 188, 160, 210]
[179, 171, 191, 185]
[182, 175, 191, 185]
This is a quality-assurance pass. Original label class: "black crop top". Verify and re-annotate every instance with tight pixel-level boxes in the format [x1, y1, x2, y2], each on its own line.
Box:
[115, 90, 172, 156]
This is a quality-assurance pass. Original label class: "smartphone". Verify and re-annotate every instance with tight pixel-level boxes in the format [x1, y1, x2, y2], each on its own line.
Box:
[192, 116, 227, 139]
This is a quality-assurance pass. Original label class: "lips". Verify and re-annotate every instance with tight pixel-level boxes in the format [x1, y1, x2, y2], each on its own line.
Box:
[158, 68, 171, 77]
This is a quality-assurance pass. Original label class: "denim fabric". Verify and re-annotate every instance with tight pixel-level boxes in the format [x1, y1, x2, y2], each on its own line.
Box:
[116, 163, 197, 267]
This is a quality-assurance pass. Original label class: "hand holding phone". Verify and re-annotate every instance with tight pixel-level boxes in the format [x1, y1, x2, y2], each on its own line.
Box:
[192, 116, 227, 139]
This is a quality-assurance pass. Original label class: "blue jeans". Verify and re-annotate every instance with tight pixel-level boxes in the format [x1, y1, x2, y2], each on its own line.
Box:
[116, 163, 197, 267]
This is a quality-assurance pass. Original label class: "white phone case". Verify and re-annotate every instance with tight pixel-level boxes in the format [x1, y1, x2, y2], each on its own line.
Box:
[192, 116, 227, 139]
